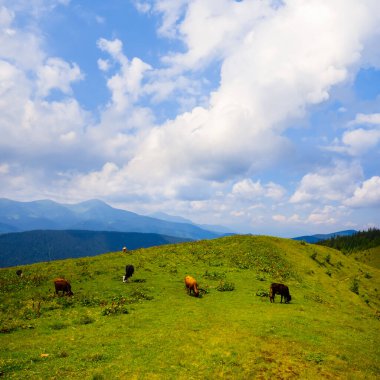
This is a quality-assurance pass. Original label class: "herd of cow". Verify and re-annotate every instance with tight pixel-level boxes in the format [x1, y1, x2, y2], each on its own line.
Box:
[16, 250, 292, 303]
[34, 264, 291, 303]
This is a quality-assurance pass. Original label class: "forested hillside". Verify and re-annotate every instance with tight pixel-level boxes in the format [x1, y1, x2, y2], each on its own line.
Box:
[317, 228, 380, 254]
[0, 230, 191, 267]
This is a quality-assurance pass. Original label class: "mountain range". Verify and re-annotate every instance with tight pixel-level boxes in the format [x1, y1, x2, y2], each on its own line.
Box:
[0, 230, 190, 267]
[292, 230, 357, 243]
[0, 198, 224, 240]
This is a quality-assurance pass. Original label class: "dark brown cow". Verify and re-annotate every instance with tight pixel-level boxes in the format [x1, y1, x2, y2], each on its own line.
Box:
[16, 269, 23, 277]
[53, 278, 73, 296]
[269, 283, 291, 303]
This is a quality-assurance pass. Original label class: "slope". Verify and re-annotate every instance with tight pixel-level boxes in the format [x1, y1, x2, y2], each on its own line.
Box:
[0, 235, 379, 379]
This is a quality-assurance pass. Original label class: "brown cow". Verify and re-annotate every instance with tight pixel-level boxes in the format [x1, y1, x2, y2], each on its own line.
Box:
[269, 283, 291, 303]
[185, 275, 199, 297]
[53, 278, 73, 296]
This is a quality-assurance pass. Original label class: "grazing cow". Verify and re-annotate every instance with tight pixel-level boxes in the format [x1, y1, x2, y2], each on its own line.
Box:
[269, 283, 291, 303]
[122, 246, 127, 253]
[16, 269, 23, 277]
[123, 265, 134, 283]
[53, 278, 73, 296]
[185, 275, 199, 297]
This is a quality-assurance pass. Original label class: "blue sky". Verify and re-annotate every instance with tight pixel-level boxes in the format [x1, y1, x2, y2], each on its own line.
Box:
[0, 0, 380, 237]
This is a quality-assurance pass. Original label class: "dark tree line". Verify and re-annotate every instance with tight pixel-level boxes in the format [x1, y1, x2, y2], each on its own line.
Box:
[317, 228, 380, 254]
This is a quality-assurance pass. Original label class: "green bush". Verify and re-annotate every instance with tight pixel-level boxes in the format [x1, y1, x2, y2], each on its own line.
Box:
[256, 289, 269, 297]
[203, 270, 226, 280]
[350, 278, 360, 295]
[50, 322, 68, 330]
[217, 281, 235, 292]
[77, 315, 95, 325]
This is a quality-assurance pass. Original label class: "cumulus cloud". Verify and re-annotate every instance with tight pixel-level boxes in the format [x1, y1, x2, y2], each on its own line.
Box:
[97, 38, 152, 112]
[345, 176, 380, 208]
[326, 112, 380, 156]
[1, 0, 380, 233]
[290, 162, 363, 204]
[232, 179, 286, 201]
[123, 0, 380, 189]
[349, 113, 380, 125]
[36, 58, 84, 97]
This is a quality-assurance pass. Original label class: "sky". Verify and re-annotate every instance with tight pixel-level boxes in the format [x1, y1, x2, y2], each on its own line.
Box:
[0, 0, 380, 237]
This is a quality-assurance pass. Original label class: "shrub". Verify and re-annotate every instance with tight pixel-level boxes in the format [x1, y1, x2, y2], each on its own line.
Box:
[324, 254, 331, 264]
[50, 322, 68, 330]
[256, 289, 269, 297]
[102, 299, 129, 316]
[350, 278, 360, 295]
[325, 270, 332, 277]
[310, 252, 317, 261]
[77, 315, 95, 325]
[306, 352, 325, 364]
[128, 289, 153, 303]
[217, 281, 235, 292]
[203, 270, 226, 280]
[256, 274, 266, 281]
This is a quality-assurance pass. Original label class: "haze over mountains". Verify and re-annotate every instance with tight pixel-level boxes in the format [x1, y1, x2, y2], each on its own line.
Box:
[0, 198, 224, 240]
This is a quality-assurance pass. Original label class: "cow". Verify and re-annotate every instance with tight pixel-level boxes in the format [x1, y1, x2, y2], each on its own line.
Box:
[123, 265, 134, 283]
[16, 269, 23, 277]
[53, 278, 73, 296]
[269, 283, 291, 303]
[122, 246, 128, 253]
[185, 275, 199, 297]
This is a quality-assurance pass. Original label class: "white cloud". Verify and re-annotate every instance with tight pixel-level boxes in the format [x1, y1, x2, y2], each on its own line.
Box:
[1, 1, 380, 234]
[345, 176, 380, 208]
[97, 58, 110, 72]
[122, 0, 380, 189]
[349, 113, 380, 126]
[97, 38, 152, 112]
[273, 214, 287, 222]
[326, 112, 380, 156]
[231, 179, 286, 201]
[306, 206, 339, 225]
[36, 58, 84, 97]
[340, 128, 380, 156]
[290, 161, 363, 204]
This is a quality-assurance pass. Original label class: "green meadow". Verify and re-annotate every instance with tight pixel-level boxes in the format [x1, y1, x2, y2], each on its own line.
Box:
[1, 235, 379, 379]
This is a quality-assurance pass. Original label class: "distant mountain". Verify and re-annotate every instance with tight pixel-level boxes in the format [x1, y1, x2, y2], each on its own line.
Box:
[0, 198, 220, 240]
[149, 212, 235, 235]
[293, 230, 357, 243]
[0, 230, 191, 267]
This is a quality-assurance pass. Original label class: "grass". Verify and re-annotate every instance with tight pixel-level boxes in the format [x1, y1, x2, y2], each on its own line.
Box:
[0, 235, 379, 379]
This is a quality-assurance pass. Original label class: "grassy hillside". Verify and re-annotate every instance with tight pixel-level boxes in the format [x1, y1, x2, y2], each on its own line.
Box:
[1, 235, 379, 379]
[351, 246, 380, 270]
